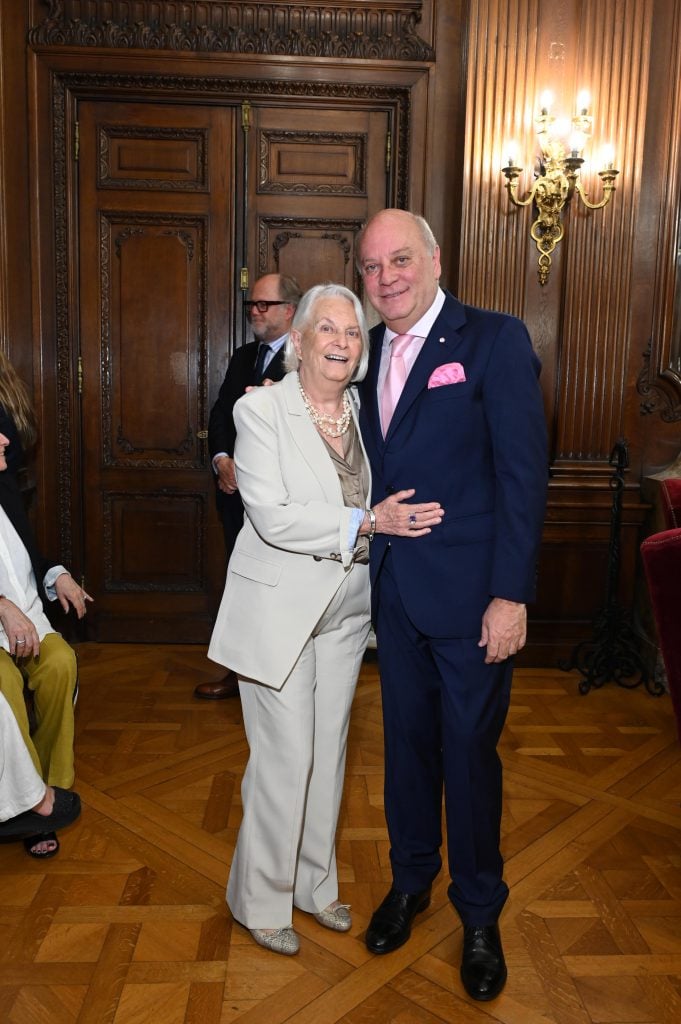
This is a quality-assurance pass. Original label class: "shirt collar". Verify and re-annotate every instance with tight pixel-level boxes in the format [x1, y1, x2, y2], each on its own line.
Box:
[259, 332, 288, 353]
[384, 287, 445, 344]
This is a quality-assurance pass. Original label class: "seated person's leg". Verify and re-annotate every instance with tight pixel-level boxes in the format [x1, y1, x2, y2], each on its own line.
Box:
[23, 633, 77, 788]
[0, 690, 45, 820]
[0, 688, 81, 858]
[0, 650, 42, 778]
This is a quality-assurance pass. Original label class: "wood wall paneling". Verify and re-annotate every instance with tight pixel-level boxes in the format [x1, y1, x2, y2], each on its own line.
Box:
[557, 0, 652, 465]
[458, 0, 680, 664]
[20, 2, 451, 639]
[0, 0, 676, 659]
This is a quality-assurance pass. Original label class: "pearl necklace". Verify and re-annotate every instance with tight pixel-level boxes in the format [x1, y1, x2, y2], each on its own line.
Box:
[298, 380, 351, 438]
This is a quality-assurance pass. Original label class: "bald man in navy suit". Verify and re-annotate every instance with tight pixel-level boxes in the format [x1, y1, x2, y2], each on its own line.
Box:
[356, 210, 547, 1001]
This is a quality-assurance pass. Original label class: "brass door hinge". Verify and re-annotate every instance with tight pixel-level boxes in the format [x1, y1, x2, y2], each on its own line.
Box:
[241, 100, 252, 133]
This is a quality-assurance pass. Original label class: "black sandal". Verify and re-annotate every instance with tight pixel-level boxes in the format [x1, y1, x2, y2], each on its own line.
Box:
[23, 831, 60, 859]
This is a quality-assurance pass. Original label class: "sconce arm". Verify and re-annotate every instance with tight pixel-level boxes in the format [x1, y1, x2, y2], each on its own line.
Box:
[574, 168, 619, 210]
[501, 166, 537, 208]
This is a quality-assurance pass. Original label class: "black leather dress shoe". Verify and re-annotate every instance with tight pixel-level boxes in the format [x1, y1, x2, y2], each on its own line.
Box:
[365, 887, 431, 954]
[193, 671, 240, 700]
[460, 924, 507, 1001]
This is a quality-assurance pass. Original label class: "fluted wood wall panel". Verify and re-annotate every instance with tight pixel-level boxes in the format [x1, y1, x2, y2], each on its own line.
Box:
[558, 0, 652, 461]
[459, 0, 658, 469]
[459, 0, 539, 318]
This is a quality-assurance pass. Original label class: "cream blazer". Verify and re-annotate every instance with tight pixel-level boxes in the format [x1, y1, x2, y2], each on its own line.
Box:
[207, 370, 371, 689]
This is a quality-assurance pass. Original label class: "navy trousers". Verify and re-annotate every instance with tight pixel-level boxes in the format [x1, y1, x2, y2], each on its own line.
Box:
[374, 552, 513, 926]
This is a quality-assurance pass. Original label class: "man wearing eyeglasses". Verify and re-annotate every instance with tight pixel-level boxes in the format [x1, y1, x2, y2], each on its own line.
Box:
[195, 273, 302, 700]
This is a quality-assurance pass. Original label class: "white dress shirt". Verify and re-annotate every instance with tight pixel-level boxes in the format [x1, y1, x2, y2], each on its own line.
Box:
[377, 287, 447, 398]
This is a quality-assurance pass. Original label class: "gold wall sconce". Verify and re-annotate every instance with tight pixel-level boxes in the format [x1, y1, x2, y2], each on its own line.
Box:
[502, 91, 619, 285]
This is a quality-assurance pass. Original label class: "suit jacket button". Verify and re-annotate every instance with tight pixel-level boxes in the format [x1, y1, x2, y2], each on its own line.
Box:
[386, 485, 395, 494]
[313, 555, 322, 562]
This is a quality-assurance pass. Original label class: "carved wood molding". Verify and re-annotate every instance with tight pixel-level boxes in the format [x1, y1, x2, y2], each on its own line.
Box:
[51, 74, 73, 561]
[637, 342, 681, 423]
[30, 0, 434, 60]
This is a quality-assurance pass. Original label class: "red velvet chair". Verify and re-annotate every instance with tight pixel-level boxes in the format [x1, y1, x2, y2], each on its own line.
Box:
[641, 526, 681, 744]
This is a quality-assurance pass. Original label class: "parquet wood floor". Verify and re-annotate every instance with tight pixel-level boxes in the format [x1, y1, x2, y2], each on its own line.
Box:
[1, 644, 680, 1023]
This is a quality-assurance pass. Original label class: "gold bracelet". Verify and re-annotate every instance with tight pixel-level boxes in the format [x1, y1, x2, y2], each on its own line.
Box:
[367, 507, 376, 541]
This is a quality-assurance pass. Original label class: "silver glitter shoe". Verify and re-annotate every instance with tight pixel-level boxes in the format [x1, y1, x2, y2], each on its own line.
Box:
[249, 927, 300, 955]
[314, 901, 352, 932]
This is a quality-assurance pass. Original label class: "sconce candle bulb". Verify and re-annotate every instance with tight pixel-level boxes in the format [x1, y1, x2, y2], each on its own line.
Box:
[539, 89, 554, 114]
[576, 89, 591, 115]
[502, 90, 619, 284]
[505, 140, 520, 168]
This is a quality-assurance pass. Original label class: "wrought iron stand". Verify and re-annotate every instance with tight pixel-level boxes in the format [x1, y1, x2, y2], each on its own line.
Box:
[560, 438, 664, 696]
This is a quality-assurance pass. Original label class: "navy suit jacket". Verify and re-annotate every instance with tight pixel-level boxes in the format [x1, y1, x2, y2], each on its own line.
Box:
[208, 340, 287, 537]
[208, 340, 287, 463]
[359, 290, 548, 639]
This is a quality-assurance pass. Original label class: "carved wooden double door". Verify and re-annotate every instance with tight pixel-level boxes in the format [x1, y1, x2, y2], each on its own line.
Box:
[76, 97, 390, 641]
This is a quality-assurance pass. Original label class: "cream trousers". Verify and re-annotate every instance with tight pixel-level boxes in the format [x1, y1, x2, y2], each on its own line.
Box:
[227, 562, 370, 929]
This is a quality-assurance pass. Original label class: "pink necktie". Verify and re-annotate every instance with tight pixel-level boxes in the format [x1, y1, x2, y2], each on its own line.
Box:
[381, 333, 415, 435]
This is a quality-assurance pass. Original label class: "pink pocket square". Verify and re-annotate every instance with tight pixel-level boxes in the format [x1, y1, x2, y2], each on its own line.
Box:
[428, 362, 466, 388]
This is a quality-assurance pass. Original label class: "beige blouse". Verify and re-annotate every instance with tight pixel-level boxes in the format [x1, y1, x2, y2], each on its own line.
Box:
[321, 418, 370, 564]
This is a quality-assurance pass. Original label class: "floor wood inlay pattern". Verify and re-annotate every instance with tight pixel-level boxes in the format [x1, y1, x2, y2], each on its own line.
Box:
[1, 645, 680, 1023]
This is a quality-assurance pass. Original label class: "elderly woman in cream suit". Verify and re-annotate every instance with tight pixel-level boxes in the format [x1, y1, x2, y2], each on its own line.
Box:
[208, 283, 443, 956]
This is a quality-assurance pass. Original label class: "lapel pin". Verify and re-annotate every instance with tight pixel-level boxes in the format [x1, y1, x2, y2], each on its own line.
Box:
[439, 337, 445, 344]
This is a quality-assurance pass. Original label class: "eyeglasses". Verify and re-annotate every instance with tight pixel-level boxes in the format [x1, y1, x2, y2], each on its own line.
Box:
[244, 300, 289, 314]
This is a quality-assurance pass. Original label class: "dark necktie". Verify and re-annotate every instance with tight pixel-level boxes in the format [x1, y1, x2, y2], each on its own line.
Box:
[254, 343, 271, 383]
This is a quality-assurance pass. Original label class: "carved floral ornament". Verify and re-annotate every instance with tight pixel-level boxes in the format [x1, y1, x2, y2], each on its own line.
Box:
[29, 0, 435, 61]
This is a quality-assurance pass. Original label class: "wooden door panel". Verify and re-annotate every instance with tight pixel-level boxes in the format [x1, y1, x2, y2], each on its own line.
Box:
[79, 101, 232, 642]
[248, 105, 389, 292]
[106, 493, 204, 589]
[258, 218, 362, 292]
[105, 217, 203, 463]
[260, 130, 366, 194]
[76, 95, 393, 641]
[98, 127, 208, 190]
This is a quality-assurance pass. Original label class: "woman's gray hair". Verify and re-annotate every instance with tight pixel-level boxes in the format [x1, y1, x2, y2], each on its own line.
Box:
[283, 283, 370, 382]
